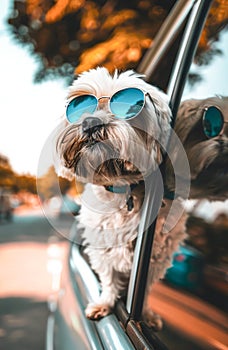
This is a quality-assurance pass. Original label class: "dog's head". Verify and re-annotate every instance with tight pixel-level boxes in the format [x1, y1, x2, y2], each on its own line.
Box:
[166, 96, 228, 200]
[56, 67, 171, 186]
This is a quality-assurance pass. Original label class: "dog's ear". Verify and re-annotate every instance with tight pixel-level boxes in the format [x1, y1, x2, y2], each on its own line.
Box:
[53, 122, 76, 181]
[147, 87, 171, 124]
[146, 85, 172, 150]
[174, 99, 203, 144]
[56, 163, 75, 181]
[53, 151, 75, 181]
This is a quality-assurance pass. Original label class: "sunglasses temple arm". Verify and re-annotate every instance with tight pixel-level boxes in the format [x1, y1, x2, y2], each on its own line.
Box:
[146, 93, 160, 118]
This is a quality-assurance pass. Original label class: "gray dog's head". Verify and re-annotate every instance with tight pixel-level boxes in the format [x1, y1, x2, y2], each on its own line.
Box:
[166, 96, 228, 200]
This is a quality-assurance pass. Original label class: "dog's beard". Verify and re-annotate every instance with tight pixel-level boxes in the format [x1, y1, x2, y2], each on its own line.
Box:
[57, 114, 159, 185]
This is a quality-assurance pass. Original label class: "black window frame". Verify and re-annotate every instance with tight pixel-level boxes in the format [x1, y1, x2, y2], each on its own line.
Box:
[115, 0, 213, 345]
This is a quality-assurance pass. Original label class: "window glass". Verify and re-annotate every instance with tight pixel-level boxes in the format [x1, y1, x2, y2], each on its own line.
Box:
[183, 30, 228, 99]
[144, 14, 228, 350]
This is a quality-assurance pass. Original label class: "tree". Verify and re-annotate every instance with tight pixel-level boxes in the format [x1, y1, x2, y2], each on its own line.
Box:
[15, 174, 37, 194]
[37, 166, 61, 200]
[0, 153, 37, 193]
[7, 1, 228, 84]
[36, 165, 83, 201]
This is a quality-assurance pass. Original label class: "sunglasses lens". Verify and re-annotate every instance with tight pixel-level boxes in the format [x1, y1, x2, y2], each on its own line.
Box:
[66, 95, 97, 123]
[203, 106, 223, 138]
[110, 88, 144, 119]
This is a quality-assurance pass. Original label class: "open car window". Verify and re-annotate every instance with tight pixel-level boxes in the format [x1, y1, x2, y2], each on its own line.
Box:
[142, 5, 228, 350]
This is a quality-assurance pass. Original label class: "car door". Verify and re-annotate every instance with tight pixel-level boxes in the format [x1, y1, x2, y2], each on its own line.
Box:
[49, 1, 228, 350]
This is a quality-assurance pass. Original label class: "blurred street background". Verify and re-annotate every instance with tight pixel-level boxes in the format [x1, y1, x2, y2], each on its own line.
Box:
[0, 204, 71, 350]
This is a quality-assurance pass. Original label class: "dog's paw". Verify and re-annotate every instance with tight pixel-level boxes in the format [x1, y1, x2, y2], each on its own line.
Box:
[143, 309, 163, 331]
[85, 302, 111, 320]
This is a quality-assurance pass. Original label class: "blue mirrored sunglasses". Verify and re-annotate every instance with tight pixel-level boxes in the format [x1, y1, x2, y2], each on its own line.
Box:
[66, 87, 146, 123]
[202, 106, 227, 138]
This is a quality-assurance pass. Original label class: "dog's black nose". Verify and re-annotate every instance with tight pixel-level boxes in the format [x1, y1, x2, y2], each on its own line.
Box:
[82, 117, 103, 134]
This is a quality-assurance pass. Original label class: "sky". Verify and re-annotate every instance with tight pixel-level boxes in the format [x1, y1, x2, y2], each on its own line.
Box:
[0, 0, 67, 176]
[183, 31, 228, 101]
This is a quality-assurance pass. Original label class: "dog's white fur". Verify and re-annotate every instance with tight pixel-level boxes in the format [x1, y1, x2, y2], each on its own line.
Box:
[55, 67, 186, 329]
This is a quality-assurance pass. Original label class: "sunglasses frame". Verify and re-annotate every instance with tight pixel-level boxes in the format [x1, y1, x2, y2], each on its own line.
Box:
[202, 105, 227, 139]
[65, 87, 150, 123]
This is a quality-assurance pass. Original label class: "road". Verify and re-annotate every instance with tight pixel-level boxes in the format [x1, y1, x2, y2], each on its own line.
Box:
[0, 207, 227, 350]
[0, 207, 72, 350]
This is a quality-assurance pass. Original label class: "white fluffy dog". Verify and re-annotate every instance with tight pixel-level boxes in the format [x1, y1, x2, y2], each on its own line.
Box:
[55, 67, 186, 329]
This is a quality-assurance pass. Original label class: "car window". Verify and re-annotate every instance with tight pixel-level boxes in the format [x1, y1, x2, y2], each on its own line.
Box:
[141, 6, 228, 350]
[183, 29, 228, 99]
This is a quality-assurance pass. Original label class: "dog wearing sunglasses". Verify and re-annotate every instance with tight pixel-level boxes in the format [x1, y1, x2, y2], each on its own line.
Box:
[166, 96, 228, 200]
[55, 67, 187, 330]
